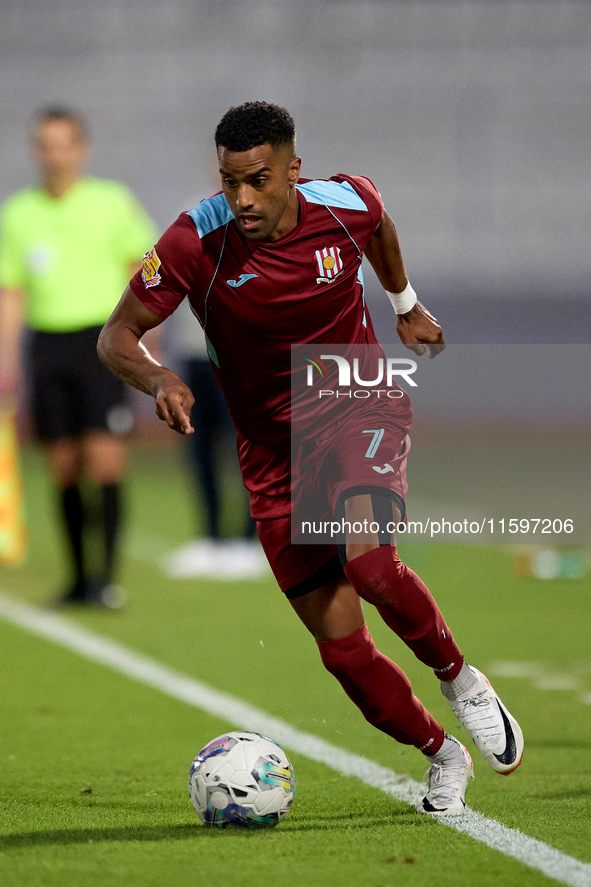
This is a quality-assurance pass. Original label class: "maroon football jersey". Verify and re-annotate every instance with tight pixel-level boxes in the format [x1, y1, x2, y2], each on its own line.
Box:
[130, 174, 412, 511]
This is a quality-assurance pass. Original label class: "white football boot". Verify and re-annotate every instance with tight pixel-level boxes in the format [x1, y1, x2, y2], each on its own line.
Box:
[442, 665, 524, 775]
[417, 733, 474, 816]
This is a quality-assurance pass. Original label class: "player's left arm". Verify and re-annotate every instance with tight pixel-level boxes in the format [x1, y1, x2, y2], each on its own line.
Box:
[365, 208, 445, 359]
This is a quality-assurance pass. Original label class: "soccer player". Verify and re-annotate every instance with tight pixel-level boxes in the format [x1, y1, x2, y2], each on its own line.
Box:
[98, 102, 524, 814]
[0, 107, 158, 607]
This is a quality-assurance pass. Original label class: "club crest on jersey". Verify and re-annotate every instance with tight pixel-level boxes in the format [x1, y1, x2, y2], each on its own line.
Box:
[141, 248, 162, 289]
[315, 246, 343, 284]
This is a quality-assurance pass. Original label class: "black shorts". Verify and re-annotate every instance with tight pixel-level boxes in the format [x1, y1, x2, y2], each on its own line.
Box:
[29, 326, 131, 442]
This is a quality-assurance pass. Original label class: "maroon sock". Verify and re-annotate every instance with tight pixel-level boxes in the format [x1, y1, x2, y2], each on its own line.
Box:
[318, 623, 444, 752]
[344, 546, 463, 681]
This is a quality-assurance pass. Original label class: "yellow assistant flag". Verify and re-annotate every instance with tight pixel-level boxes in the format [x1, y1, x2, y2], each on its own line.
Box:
[0, 404, 27, 566]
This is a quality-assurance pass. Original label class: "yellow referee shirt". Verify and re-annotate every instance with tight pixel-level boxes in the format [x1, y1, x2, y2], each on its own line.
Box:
[0, 177, 158, 332]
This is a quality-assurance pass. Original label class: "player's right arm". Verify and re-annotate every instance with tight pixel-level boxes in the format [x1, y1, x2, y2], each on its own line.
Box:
[98, 286, 195, 435]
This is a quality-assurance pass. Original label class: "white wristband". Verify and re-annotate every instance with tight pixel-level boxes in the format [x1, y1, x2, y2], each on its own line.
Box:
[386, 281, 417, 315]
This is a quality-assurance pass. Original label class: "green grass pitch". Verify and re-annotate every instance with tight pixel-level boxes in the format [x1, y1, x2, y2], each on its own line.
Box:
[0, 443, 590, 887]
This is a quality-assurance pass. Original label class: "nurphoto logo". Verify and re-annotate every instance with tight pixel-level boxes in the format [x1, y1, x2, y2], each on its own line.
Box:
[306, 354, 417, 399]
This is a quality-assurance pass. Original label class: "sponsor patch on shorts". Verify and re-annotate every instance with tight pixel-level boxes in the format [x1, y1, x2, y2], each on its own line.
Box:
[141, 248, 162, 289]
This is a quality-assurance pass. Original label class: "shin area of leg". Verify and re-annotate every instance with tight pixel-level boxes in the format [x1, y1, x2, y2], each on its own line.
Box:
[318, 622, 444, 752]
[345, 546, 463, 680]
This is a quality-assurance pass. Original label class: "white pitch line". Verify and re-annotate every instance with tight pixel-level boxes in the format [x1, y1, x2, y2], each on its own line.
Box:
[0, 592, 590, 887]
[488, 661, 591, 707]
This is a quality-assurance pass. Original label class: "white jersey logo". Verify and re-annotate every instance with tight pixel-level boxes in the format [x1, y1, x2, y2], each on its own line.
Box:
[372, 463, 395, 474]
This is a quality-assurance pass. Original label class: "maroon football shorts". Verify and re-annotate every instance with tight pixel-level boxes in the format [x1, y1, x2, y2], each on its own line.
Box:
[257, 518, 343, 598]
[257, 407, 410, 596]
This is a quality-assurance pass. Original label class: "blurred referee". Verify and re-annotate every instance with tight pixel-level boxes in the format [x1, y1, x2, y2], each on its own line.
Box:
[0, 107, 157, 607]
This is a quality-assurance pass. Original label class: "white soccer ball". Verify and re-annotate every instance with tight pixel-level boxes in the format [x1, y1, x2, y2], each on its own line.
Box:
[188, 731, 296, 829]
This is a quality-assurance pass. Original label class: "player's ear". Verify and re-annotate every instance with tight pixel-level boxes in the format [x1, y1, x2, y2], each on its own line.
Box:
[288, 156, 302, 185]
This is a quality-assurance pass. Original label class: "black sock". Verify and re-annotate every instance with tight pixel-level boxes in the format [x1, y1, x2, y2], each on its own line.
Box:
[100, 483, 122, 586]
[60, 484, 85, 589]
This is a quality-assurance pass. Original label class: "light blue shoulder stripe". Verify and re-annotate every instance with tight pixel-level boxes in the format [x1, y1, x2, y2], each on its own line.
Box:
[187, 193, 233, 238]
[296, 180, 368, 212]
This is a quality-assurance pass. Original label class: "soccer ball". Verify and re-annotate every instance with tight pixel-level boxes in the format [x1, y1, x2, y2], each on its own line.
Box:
[188, 731, 296, 829]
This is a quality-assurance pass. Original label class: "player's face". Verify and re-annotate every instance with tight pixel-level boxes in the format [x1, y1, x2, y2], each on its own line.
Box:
[33, 119, 88, 179]
[218, 143, 301, 242]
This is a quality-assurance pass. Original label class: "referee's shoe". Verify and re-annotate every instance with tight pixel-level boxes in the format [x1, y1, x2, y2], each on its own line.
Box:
[56, 580, 126, 610]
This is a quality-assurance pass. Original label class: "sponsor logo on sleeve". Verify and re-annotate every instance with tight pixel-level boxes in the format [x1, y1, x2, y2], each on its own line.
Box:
[141, 248, 162, 289]
[315, 246, 343, 283]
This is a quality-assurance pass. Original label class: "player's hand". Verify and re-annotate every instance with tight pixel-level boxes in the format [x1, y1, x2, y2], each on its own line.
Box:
[396, 301, 445, 359]
[154, 377, 195, 435]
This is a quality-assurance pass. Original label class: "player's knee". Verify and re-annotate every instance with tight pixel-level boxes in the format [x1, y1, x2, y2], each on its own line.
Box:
[317, 624, 377, 678]
[82, 433, 127, 484]
[344, 545, 406, 608]
[47, 439, 82, 486]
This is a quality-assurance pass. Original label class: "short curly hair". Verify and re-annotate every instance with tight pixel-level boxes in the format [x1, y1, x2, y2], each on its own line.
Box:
[215, 102, 295, 153]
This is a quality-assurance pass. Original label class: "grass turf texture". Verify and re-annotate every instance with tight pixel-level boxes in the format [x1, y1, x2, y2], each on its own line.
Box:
[1, 443, 590, 886]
